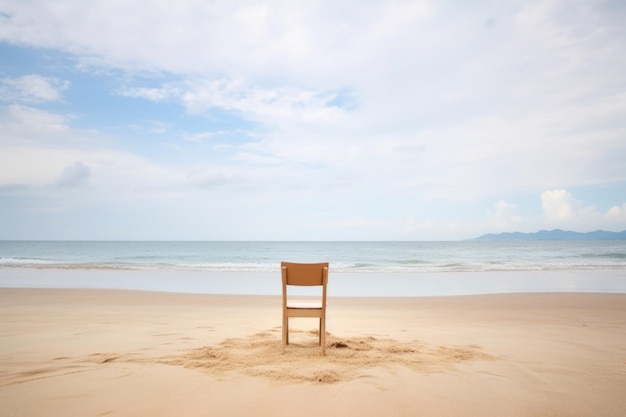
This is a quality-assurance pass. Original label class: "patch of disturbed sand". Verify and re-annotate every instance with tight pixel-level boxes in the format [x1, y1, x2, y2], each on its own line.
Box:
[158, 329, 495, 384]
[1, 330, 494, 387]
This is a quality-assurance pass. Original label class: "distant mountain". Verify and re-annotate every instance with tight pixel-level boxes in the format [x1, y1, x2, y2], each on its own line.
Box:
[472, 229, 626, 241]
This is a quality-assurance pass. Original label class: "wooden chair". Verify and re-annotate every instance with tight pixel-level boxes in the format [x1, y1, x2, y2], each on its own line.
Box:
[281, 261, 329, 355]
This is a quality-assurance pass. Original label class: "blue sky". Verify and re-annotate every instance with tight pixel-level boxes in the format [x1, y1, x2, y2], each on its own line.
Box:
[0, 0, 625, 240]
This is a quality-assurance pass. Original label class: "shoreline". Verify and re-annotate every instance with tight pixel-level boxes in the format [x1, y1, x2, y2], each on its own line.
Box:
[1, 288, 625, 417]
[1, 267, 625, 296]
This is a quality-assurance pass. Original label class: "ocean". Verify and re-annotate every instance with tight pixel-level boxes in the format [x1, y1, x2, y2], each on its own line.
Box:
[1, 240, 626, 272]
[1, 240, 625, 296]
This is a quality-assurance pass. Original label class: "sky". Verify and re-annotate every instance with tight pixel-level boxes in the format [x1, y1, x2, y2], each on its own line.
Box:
[0, 0, 625, 241]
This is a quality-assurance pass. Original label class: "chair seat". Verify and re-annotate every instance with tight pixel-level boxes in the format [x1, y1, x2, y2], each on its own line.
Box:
[287, 300, 322, 309]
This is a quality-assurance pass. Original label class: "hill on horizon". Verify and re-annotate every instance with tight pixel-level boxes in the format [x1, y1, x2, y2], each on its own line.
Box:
[472, 229, 626, 241]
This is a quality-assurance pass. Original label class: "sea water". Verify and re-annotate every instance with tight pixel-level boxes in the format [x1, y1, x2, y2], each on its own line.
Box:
[1, 240, 625, 272]
[1, 240, 625, 295]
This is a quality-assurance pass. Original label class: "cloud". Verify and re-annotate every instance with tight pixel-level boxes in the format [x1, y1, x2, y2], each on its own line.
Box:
[3, 2, 624, 190]
[0, 106, 183, 192]
[54, 161, 90, 188]
[1, 105, 73, 146]
[605, 203, 626, 224]
[0, 144, 178, 192]
[0, 75, 69, 103]
[122, 78, 352, 126]
[0, 0, 433, 82]
[540, 189, 626, 231]
[487, 200, 523, 231]
[121, 85, 180, 102]
[541, 189, 583, 222]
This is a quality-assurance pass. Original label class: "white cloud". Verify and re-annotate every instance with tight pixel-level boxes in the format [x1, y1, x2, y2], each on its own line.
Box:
[54, 161, 90, 188]
[0, 75, 69, 103]
[605, 203, 626, 224]
[3, 1, 621, 198]
[1, 105, 73, 145]
[487, 200, 523, 231]
[0, 144, 179, 192]
[0, 106, 183, 192]
[541, 189, 582, 222]
[122, 78, 351, 126]
[0, 105, 285, 197]
[539, 189, 626, 231]
[121, 85, 180, 102]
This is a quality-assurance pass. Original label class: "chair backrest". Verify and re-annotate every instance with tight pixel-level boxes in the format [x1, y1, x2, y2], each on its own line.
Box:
[281, 262, 329, 286]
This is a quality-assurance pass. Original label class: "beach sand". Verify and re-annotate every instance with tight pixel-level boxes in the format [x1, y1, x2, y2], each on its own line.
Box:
[1, 287, 625, 416]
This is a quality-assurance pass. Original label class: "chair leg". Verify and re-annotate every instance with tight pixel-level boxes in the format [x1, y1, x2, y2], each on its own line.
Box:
[318, 318, 322, 346]
[320, 317, 326, 356]
[282, 314, 288, 354]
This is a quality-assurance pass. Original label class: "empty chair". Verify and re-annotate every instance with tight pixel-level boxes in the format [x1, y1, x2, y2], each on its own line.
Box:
[281, 261, 329, 355]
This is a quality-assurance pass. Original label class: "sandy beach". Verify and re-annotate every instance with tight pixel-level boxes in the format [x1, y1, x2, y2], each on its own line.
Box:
[1, 287, 625, 417]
